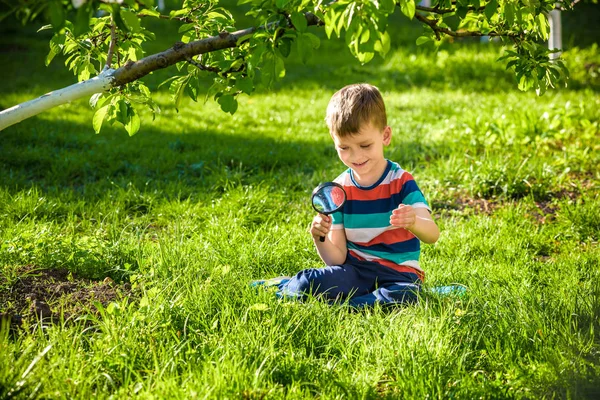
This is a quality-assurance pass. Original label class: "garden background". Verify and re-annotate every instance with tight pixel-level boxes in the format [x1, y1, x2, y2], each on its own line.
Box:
[1, 1, 599, 398]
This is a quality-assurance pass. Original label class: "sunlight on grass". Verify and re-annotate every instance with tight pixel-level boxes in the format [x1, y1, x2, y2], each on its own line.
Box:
[1, 13, 599, 399]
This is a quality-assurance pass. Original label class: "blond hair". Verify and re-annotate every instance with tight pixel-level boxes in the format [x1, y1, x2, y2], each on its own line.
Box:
[325, 83, 387, 137]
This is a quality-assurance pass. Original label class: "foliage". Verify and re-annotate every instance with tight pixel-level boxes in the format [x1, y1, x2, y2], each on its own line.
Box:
[1, 0, 580, 134]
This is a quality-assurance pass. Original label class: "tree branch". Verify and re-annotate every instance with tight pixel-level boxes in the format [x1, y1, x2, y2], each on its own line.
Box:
[185, 55, 220, 73]
[415, 5, 486, 15]
[111, 12, 323, 86]
[105, 17, 117, 70]
[414, 12, 518, 39]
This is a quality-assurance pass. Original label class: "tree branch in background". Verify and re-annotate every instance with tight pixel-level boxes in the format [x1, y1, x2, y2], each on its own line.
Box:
[185, 55, 220, 74]
[415, 5, 486, 15]
[414, 12, 518, 39]
[105, 17, 117, 70]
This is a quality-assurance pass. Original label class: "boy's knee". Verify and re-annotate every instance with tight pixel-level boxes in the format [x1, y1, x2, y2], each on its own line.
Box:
[285, 268, 344, 298]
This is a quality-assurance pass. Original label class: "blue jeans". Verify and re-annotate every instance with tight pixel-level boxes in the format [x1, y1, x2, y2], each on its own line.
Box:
[278, 258, 421, 308]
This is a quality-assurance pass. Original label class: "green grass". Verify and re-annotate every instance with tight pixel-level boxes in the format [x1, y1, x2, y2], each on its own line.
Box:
[1, 7, 600, 399]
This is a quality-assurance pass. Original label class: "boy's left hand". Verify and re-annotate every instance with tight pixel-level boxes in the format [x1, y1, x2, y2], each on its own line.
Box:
[390, 204, 416, 230]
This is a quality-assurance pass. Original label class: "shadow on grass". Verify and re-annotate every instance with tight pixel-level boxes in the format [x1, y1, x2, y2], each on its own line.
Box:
[0, 116, 449, 197]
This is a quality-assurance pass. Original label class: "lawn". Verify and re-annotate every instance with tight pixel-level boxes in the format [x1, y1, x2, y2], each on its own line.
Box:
[1, 3, 599, 399]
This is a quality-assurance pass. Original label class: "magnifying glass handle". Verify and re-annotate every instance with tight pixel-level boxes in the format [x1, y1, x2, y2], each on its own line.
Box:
[319, 236, 325, 242]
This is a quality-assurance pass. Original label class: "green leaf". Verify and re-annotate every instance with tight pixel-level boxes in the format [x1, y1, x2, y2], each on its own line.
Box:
[277, 37, 292, 58]
[138, 0, 154, 7]
[74, 3, 92, 36]
[46, 33, 64, 66]
[276, 0, 291, 8]
[297, 34, 313, 64]
[185, 78, 198, 102]
[399, 0, 416, 20]
[504, 4, 515, 26]
[124, 110, 141, 136]
[217, 94, 238, 114]
[235, 77, 254, 95]
[112, 5, 129, 32]
[170, 76, 189, 112]
[416, 35, 432, 46]
[537, 13, 549, 41]
[374, 31, 391, 56]
[291, 12, 307, 33]
[484, 0, 498, 21]
[178, 23, 195, 33]
[120, 9, 141, 33]
[37, 24, 53, 32]
[324, 9, 338, 38]
[48, 1, 66, 32]
[138, 9, 160, 18]
[456, 6, 468, 20]
[379, 0, 396, 14]
[93, 105, 110, 134]
[304, 32, 320, 49]
[356, 51, 374, 64]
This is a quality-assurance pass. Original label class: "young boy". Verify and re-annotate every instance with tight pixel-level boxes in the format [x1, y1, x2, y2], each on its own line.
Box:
[279, 83, 439, 307]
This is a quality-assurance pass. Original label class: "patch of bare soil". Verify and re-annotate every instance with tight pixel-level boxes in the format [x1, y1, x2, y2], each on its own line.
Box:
[0, 265, 132, 328]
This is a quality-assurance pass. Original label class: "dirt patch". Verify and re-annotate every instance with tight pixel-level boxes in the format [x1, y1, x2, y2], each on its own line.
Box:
[0, 265, 132, 327]
[433, 197, 500, 218]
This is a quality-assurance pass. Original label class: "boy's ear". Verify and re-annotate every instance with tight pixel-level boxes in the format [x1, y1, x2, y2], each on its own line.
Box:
[382, 126, 392, 145]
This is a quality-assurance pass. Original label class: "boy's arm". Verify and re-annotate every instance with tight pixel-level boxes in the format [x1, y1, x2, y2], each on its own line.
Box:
[311, 214, 347, 266]
[390, 205, 440, 244]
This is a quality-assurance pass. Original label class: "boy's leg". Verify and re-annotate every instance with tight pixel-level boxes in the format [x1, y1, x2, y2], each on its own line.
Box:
[278, 264, 372, 301]
[348, 282, 421, 308]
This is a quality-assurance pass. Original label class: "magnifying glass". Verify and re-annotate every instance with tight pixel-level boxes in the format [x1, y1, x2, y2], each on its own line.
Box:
[311, 182, 347, 242]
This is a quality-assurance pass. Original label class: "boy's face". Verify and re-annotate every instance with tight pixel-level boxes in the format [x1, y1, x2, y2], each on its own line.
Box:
[332, 122, 392, 186]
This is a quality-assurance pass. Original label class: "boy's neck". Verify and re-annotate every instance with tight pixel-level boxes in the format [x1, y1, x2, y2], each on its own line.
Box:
[351, 159, 389, 188]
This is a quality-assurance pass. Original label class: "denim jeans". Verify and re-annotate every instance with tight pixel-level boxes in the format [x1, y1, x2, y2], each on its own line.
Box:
[278, 258, 421, 308]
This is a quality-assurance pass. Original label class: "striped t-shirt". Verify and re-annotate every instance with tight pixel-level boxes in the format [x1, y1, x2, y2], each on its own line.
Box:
[330, 160, 430, 280]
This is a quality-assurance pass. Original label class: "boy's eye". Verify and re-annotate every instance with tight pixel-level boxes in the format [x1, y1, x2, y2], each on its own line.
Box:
[360, 144, 371, 148]
[338, 147, 348, 151]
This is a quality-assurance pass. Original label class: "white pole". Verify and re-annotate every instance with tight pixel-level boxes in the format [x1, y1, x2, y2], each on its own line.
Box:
[548, 8, 562, 59]
[0, 70, 115, 131]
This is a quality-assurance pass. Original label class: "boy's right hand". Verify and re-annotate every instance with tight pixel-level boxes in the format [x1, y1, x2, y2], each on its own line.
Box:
[310, 214, 332, 241]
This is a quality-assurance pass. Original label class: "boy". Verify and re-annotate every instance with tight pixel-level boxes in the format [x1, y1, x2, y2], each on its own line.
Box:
[279, 83, 439, 307]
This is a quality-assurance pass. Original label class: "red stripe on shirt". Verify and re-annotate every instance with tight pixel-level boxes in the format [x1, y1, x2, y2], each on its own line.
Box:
[343, 173, 413, 202]
[352, 227, 416, 247]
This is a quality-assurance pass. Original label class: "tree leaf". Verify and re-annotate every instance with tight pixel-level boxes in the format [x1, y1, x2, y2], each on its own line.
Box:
[504, 4, 515, 26]
[235, 77, 254, 95]
[291, 12, 307, 33]
[138, 9, 160, 18]
[48, 1, 66, 32]
[93, 105, 110, 134]
[399, 0, 415, 20]
[74, 3, 92, 36]
[416, 35, 432, 46]
[304, 32, 320, 49]
[124, 110, 141, 136]
[217, 94, 238, 114]
[121, 9, 141, 33]
[277, 37, 292, 58]
[484, 0, 498, 21]
[379, 0, 396, 14]
[297, 34, 313, 64]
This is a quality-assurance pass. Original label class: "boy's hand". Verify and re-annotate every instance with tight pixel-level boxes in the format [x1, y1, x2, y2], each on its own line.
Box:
[310, 214, 332, 241]
[390, 204, 416, 230]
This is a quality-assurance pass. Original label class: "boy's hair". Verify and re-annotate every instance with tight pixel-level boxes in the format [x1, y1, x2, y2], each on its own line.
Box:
[325, 83, 387, 137]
